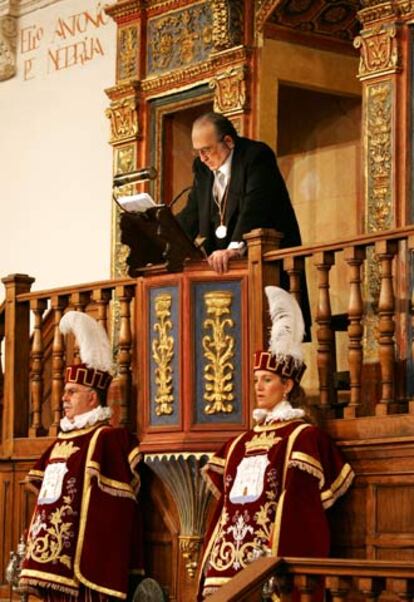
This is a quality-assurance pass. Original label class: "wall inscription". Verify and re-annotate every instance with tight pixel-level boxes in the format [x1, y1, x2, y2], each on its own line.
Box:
[19, 3, 110, 81]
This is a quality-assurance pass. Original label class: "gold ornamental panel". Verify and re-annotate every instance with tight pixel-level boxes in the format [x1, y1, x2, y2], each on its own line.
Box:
[117, 25, 139, 82]
[106, 96, 139, 145]
[152, 293, 175, 416]
[209, 65, 248, 115]
[0, 16, 17, 81]
[202, 291, 235, 415]
[354, 24, 400, 81]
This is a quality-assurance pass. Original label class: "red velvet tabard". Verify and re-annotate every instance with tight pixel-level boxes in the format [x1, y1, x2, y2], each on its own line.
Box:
[19, 423, 143, 600]
[199, 420, 354, 599]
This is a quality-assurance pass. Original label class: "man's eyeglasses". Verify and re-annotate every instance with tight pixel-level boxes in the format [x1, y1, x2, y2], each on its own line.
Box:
[192, 137, 225, 157]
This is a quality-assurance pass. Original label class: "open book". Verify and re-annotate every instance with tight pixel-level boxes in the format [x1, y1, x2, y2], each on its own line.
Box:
[117, 192, 159, 213]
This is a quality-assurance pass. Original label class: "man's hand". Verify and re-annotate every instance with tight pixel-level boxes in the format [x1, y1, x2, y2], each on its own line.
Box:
[207, 249, 242, 274]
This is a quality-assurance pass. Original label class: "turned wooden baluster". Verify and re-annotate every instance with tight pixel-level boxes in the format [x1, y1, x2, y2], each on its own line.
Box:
[356, 577, 385, 602]
[116, 284, 134, 427]
[389, 578, 414, 602]
[29, 298, 48, 437]
[294, 574, 319, 602]
[92, 288, 112, 331]
[70, 292, 91, 363]
[49, 295, 68, 437]
[326, 576, 352, 602]
[314, 251, 336, 410]
[284, 256, 305, 305]
[344, 246, 366, 418]
[375, 240, 398, 415]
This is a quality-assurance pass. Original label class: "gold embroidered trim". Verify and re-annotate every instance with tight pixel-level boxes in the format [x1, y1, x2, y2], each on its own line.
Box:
[74, 427, 127, 599]
[87, 464, 137, 501]
[271, 489, 286, 555]
[289, 451, 324, 488]
[208, 456, 226, 468]
[282, 424, 311, 488]
[201, 467, 222, 500]
[321, 463, 354, 509]
[204, 576, 231, 586]
[19, 568, 78, 589]
[27, 469, 44, 479]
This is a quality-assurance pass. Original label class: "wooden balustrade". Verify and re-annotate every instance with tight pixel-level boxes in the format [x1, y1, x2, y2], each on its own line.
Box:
[0, 227, 413, 448]
[263, 225, 414, 416]
[0, 302, 4, 443]
[206, 557, 414, 602]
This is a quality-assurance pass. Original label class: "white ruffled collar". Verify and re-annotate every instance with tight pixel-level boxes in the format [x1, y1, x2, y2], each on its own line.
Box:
[252, 401, 305, 425]
[60, 405, 112, 432]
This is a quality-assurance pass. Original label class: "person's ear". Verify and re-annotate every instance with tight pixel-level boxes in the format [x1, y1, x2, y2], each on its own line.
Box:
[88, 389, 99, 409]
[223, 135, 234, 149]
[284, 379, 294, 396]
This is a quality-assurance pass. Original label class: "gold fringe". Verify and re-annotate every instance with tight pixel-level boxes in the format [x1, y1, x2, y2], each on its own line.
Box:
[288, 459, 325, 489]
[87, 467, 137, 501]
[19, 577, 78, 596]
[201, 465, 222, 499]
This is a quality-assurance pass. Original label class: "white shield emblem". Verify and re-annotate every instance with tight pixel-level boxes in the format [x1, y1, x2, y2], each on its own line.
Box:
[229, 455, 270, 504]
[38, 462, 68, 504]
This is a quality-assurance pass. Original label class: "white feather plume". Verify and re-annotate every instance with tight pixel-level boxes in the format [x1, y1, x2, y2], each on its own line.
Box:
[265, 286, 305, 363]
[59, 311, 113, 373]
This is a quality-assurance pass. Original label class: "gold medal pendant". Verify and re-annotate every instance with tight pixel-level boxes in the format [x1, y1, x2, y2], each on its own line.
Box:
[215, 224, 227, 239]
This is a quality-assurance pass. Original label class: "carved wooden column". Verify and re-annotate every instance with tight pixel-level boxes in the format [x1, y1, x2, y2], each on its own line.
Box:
[115, 284, 134, 427]
[245, 228, 283, 354]
[1, 274, 34, 454]
[0, 7, 17, 81]
[49, 295, 69, 437]
[354, 1, 413, 373]
[70, 292, 90, 363]
[375, 239, 398, 415]
[284, 256, 306, 306]
[326, 577, 352, 602]
[92, 288, 112, 331]
[29, 298, 48, 437]
[344, 246, 366, 418]
[314, 251, 336, 411]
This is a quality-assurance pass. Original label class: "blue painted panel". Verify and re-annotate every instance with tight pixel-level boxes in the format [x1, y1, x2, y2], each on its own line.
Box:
[193, 280, 244, 425]
[149, 286, 180, 426]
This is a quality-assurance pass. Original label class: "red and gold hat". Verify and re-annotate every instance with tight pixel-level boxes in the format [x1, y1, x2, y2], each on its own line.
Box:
[254, 286, 307, 384]
[60, 312, 113, 393]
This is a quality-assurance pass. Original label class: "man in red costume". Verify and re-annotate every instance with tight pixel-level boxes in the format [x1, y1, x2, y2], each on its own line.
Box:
[198, 287, 354, 600]
[19, 312, 143, 602]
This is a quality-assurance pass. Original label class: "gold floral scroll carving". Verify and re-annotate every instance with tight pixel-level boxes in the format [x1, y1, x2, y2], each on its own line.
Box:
[366, 82, 393, 232]
[179, 535, 204, 579]
[211, 0, 244, 51]
[210, 66, 247, 114]
[203, 291, 235, 414]
[117, 25, 138, 82]
[0, 16, 17, 81]
[152, 293, 175, 416]
[106, 97, 139, 144]
[354, 24, 400, 80]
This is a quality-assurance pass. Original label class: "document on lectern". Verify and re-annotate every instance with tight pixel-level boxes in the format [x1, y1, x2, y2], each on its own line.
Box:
[117, 192, 159, 213]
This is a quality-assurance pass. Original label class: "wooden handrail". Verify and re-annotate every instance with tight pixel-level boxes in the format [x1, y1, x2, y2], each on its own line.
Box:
[263, 225, 414, 261]
[15, 276, 133, 302]
[206, 556, 414, 601]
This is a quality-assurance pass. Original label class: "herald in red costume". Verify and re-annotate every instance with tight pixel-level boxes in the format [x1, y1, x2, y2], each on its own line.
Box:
[198, 418, 354, 598]
[19, 422, 143, 600]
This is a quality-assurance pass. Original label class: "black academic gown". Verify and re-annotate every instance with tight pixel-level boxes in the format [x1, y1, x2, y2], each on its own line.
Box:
[176, 136, 312, 337]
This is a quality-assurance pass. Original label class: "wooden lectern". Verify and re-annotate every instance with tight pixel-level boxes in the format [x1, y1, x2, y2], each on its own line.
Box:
[120, 205, 204, 276]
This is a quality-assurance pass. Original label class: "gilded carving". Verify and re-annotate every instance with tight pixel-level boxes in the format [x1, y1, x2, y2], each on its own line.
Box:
[152, 293, 175, 416]
[147, 3, 213, 75]
[117, 25, 138, 81]
[366, 82, 393, 233]
[255, 0, 278, 32]
[179, 536, 204, 579]
[211, 0, 243, 51]
[203, 291, 235, 415]
[145, 453, 211, 579]
[115, 144, 135, 175]
[354, 24, 400, 80]
[210, 66, 247, 114]
[0, 15, 17, 81]
[106, 97, 139, 144]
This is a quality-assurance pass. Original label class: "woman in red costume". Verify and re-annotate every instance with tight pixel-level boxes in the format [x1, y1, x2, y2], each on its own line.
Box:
[198, 286, 354, 600]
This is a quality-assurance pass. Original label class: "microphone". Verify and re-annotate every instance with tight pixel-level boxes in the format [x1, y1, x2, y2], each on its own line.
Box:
[170, 185, 192, 209]
[113, 167, 158, 187]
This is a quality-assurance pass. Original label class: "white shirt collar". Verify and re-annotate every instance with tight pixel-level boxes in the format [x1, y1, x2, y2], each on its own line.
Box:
[252, 401, 305, 424]
[216, 148, 234, 183]
[60, 405, 112, 432]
